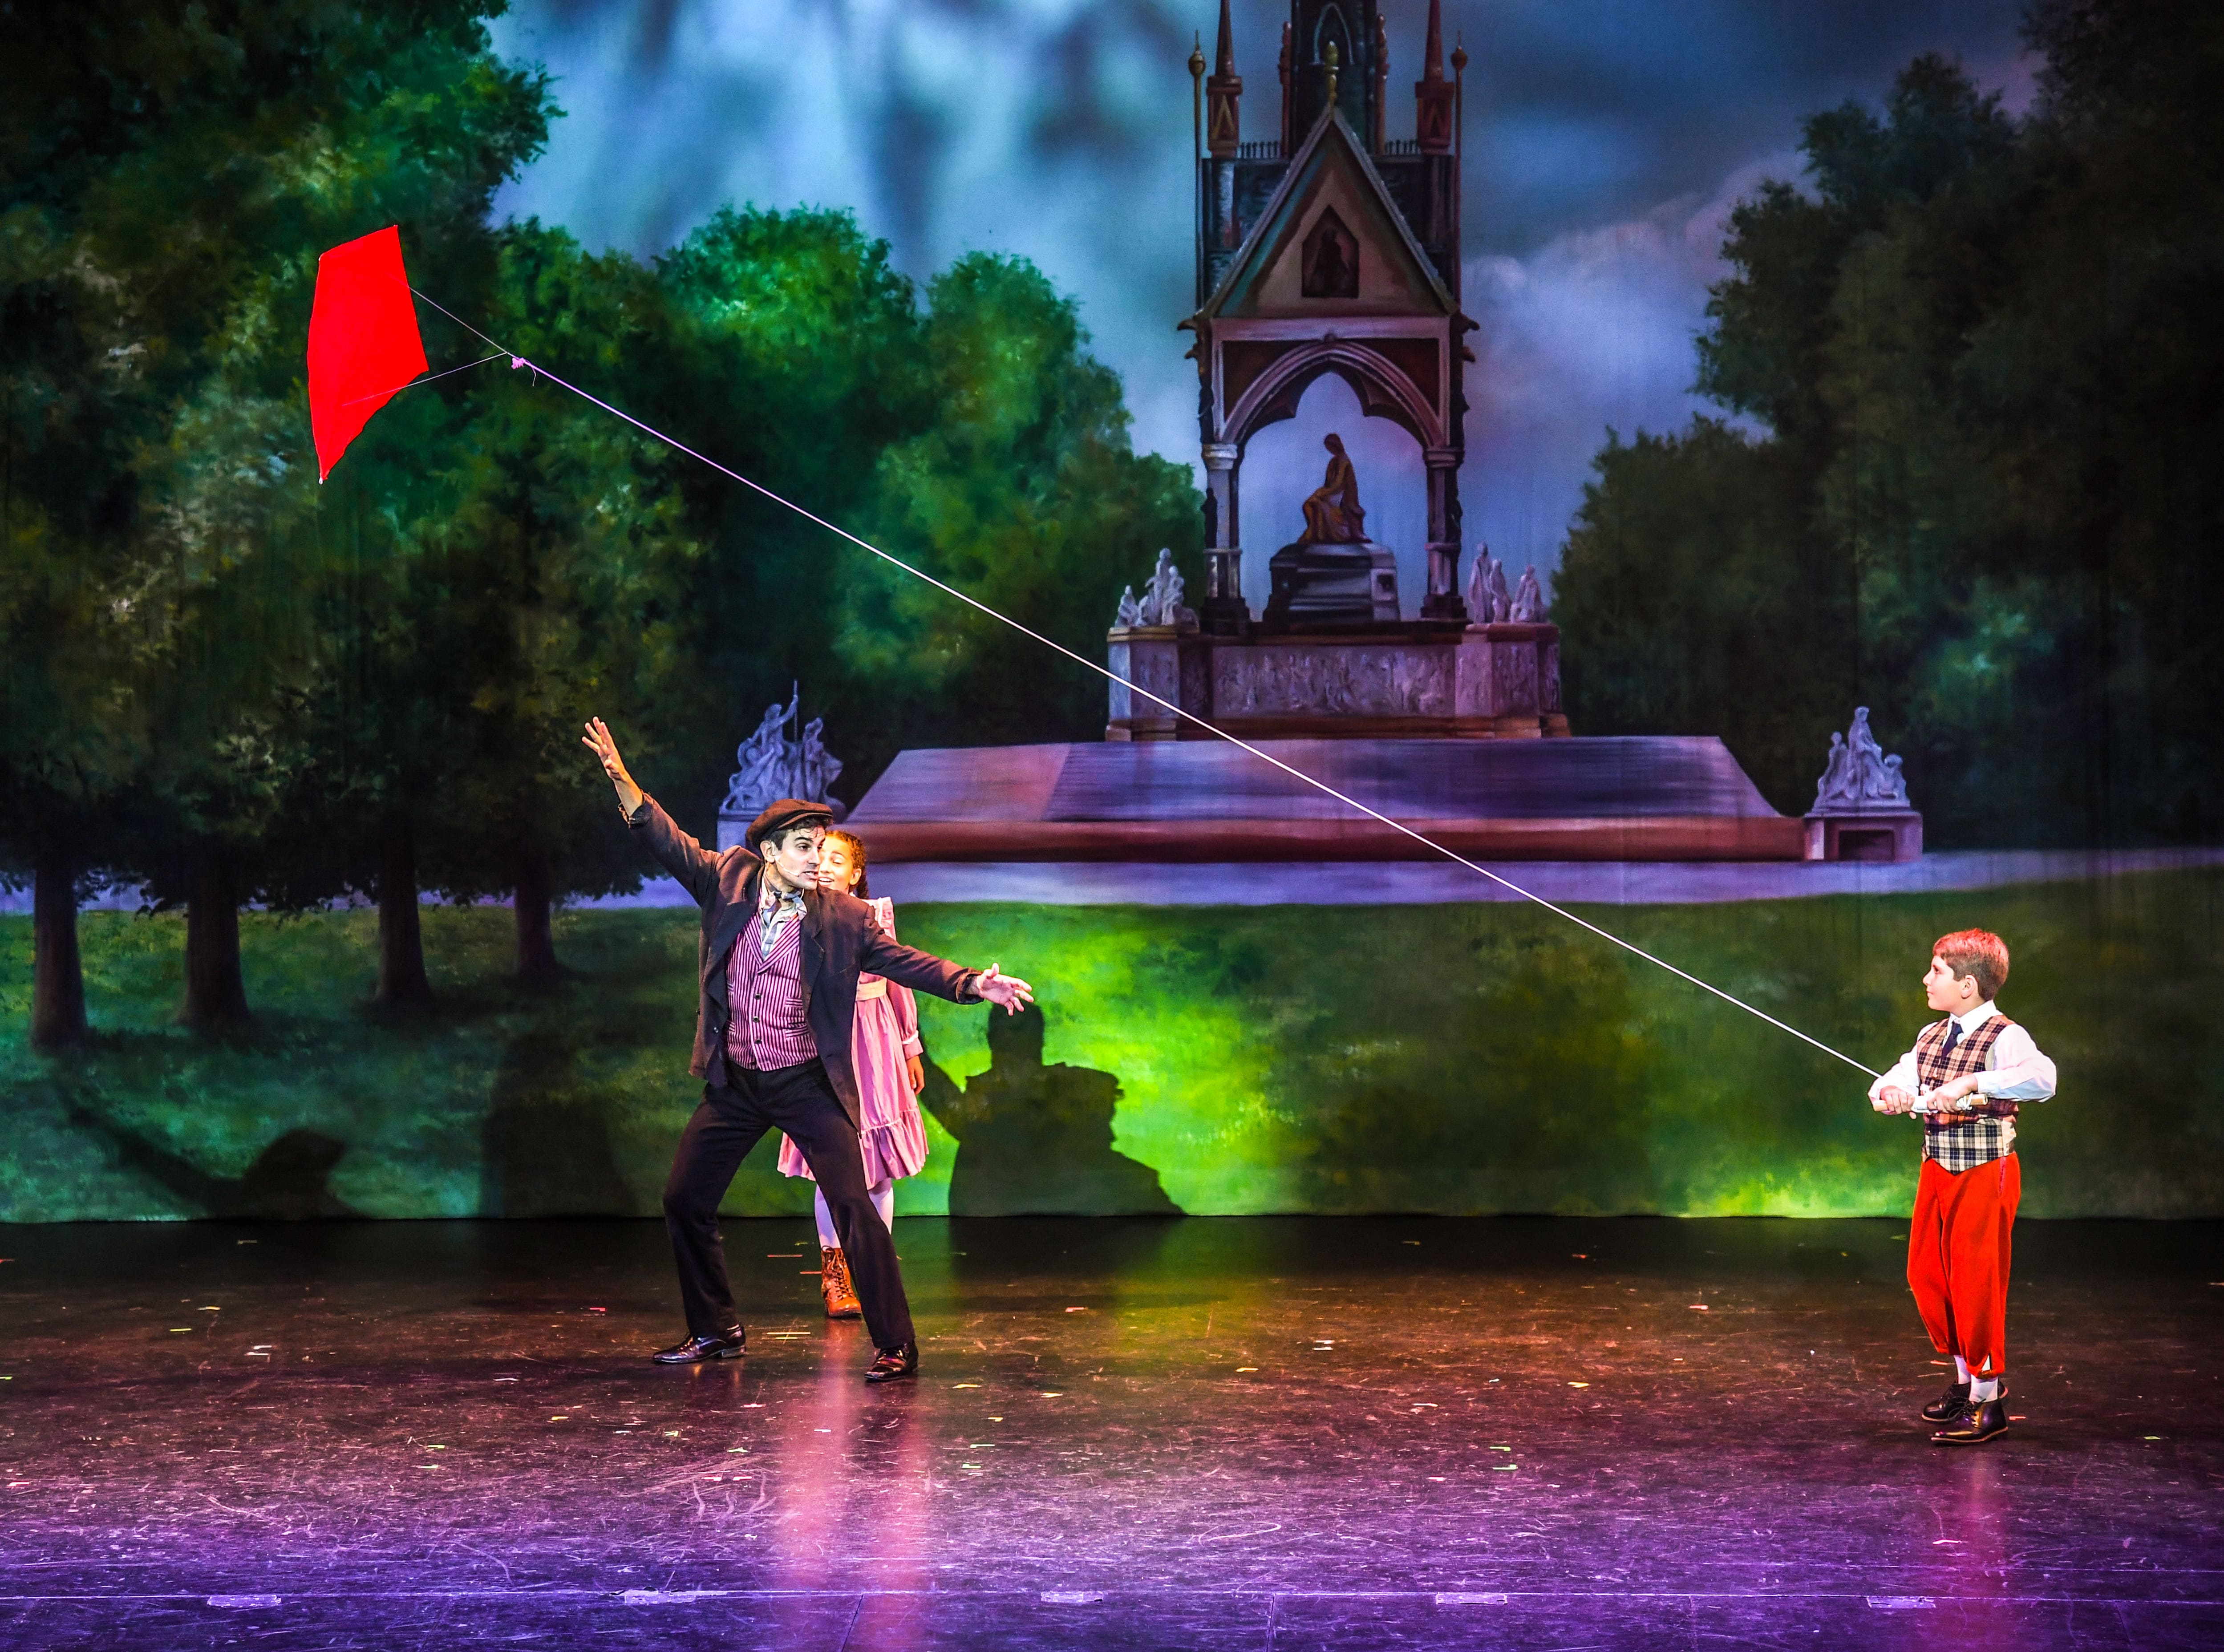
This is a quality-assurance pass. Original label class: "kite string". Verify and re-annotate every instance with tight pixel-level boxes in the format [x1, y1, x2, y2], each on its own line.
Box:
[339, 350, 507, 409]
[405, 284, 1882, 1079]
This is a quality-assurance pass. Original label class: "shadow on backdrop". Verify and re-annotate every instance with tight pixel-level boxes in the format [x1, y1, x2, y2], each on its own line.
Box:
[477, 1031, 634, 1216]
[921, 1004, 1181, 1215]
[64, 1096, 361, 1219]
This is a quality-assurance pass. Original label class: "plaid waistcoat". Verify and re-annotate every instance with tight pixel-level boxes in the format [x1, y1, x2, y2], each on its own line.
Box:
[1916, 1014, 2017, 1171]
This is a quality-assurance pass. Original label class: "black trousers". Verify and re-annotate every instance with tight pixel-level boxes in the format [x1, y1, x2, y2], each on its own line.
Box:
[661, 1058, 915, 1350]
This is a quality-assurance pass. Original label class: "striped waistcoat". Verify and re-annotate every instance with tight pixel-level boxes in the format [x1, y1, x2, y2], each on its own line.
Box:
[725, 909, 814, 1071]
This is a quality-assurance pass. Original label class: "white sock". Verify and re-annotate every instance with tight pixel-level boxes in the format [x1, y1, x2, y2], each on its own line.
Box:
[815, 1182, 897, 1248]
[1953, 1356, 1971, 1384]
[1969, 1377, 2000, 1405]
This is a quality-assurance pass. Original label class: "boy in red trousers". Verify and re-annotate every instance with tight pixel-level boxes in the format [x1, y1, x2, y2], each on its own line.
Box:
[1869, 929, 2057, 1445]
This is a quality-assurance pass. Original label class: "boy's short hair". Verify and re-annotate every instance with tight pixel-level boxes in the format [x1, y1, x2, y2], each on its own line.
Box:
[1933, 929, 2010, 1000]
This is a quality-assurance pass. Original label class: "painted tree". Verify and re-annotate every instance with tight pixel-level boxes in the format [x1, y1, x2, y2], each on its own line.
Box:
[650, 222, 1200, 822]
[401, 224, 705, 986]
[0, 0, 550, 1031]
[645, 206, 930, 832]
[840, 253, 1202, 776]
[1556, 4, 2224, 845]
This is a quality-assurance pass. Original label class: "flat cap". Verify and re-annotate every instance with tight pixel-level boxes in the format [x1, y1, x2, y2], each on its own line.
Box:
[746, 797, 835, 850]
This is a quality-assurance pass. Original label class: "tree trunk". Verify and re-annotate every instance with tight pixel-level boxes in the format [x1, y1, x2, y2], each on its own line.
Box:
[30, 845, 89, 1050]
[181, 843, 251, 1030]
[374, 811, 434, 1008]
[513, 839, 560, 988]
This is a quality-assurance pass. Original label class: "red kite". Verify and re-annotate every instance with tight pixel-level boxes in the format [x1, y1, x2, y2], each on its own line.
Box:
[306, 226, 428, 481]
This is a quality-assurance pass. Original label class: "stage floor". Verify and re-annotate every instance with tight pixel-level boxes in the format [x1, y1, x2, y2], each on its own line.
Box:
[1, 1216, 2219, 1650]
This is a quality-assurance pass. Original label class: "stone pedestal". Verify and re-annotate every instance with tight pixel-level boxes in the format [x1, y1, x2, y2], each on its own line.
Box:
[1262, 539, 1400, 630]
[1803, 810, 1922, 862]
[1107, 620, 1567, 741]
[1454, 623, 1567, 737]
[1106, 624, 1209, 741]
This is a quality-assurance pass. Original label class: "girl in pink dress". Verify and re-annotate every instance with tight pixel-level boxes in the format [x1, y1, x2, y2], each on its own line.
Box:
[780, 829, 930, 1318]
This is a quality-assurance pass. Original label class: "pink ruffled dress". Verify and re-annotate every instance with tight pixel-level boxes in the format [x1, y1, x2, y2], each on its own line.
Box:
[778, 895, 930, 1185]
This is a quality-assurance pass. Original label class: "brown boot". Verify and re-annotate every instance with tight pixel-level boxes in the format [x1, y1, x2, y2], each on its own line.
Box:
[819, 1247, 863, 1319]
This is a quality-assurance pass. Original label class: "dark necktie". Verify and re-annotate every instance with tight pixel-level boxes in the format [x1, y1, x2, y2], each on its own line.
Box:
[1940, 1019, 1962, 1064]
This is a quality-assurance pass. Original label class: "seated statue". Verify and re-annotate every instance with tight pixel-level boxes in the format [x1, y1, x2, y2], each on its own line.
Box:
[1300, 433, 1366, 543]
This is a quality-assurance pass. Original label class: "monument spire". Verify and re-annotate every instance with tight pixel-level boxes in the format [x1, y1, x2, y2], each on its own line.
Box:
[1371, 11, 1389, 150]
[1277, 20, 1293, 153]
[1206, 0, 1242, 157]
[1415, 0, 1454, 152]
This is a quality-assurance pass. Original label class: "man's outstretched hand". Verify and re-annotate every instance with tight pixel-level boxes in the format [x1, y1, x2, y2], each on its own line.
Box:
[974, 965, 1035, 1015]
[582, 717, 644, 816]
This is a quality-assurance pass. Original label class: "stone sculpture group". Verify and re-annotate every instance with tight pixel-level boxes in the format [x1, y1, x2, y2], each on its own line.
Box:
[1811, 706, 1910, 811]
[723, 685, 845, 820]
[1464, 549, 1544, 624]
[1114, 549, 1198, 630]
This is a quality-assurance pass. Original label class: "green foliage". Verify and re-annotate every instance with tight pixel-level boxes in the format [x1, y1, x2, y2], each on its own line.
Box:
[393, 223, 706, 906]
[7, 870, 2222, 1219]
[1559, 10, 2224, 845]
[840, 254, 1202, 764]
[642, 231, 1202, 825]
[1555, 421, 1849, 814]
[0, 0, 553, 912]
[3, 6, 1197, 1036]
[638, 207, 928, 831]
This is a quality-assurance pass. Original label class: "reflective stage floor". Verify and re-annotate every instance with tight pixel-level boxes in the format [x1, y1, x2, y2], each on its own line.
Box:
[1, 1216, 2219, 1650]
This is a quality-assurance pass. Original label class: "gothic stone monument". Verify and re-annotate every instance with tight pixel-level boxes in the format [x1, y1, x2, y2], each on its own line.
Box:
[840, 4, 1816, 865]
[1187, 0, 1473, 632]
[1110, 0, 1565, 742]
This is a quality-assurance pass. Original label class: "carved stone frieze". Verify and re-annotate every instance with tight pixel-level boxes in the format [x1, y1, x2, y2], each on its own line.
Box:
[1213, 643, 1453, 717]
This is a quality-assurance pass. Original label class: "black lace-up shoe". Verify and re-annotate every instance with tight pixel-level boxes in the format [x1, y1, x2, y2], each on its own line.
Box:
[1921, 1380, 1971, 1423]
[863, 1340, 918, 1383]
[1930, 1394, 2010, 1446]
[652, 1327, 745, 1364]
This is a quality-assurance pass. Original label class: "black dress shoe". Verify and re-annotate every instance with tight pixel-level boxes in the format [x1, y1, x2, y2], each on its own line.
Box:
[863, 1340, 918, 1383]
[1930, 1394, 2010, 1446]
[1921, 1380, 1971, 1423]
[652, 1327, 745, 1364]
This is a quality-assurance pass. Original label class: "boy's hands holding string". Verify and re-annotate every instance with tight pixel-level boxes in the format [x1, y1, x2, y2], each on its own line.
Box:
[1873, 1075, 1989, 1116]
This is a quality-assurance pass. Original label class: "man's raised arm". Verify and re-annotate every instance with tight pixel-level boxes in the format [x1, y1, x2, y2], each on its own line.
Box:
[581, 717, 721, 904]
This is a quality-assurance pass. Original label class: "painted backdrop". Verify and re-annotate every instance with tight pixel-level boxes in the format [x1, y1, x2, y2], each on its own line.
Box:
[6, 2, 2220, 1218]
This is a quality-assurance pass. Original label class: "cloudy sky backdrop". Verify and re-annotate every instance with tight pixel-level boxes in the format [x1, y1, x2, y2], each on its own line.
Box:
[490, 0, 2033, 607]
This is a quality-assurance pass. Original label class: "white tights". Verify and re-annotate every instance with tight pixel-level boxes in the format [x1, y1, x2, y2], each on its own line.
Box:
[815, 1180, 895, 1249]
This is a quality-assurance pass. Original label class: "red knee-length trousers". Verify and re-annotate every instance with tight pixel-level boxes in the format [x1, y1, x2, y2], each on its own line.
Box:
[1907, 1152, 2021, 1378]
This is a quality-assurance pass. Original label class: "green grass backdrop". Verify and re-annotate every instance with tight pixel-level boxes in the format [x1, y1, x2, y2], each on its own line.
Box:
[2, 868, 2217, 1221]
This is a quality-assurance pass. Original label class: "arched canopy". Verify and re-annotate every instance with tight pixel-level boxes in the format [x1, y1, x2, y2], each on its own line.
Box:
[1227, 338, 1442, 453]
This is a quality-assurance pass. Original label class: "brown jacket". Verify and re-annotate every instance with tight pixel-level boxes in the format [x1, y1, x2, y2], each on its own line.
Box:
[626, 795, 980, 1125]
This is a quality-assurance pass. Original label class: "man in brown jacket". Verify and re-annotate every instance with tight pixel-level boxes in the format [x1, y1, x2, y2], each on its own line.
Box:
[583, 717, 1033, 1382]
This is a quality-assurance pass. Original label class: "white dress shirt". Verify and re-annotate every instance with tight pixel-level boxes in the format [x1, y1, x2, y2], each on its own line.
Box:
[1868, 1002, 2058, 1108]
